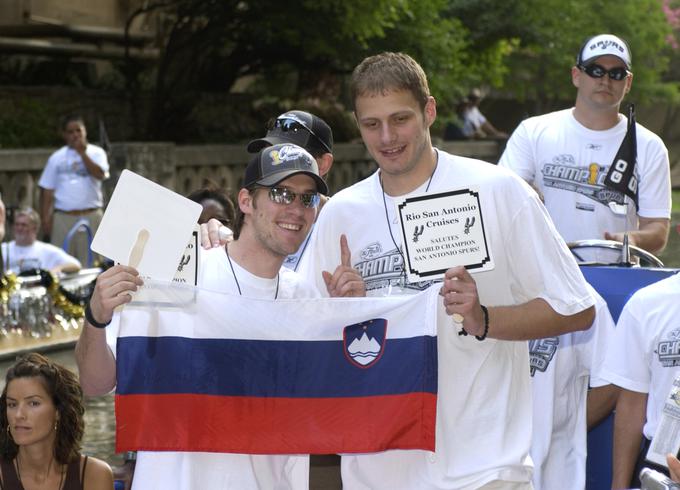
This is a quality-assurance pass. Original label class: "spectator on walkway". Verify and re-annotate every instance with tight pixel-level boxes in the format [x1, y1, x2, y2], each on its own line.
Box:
[1, 207, 81, 275]
[460, 88, 508, 139]
[39, 114, 109, 267]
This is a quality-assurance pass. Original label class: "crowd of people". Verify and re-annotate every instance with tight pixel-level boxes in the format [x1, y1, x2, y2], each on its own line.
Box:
[0, 32, 678, 490]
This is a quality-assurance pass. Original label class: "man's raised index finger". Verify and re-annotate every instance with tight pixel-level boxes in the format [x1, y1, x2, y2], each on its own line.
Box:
[340, 234, 352, 267]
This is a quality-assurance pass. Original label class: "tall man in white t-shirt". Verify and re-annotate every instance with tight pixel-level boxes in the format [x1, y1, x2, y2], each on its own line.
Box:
[75, 143, 342, 489]
[294, 52, 595, 490]
[499, 33, 671, 489]
[1, 206, 81, 274]
[39, 114, 109, 266]
[200, 53, 597, 489]
[499, 34, 671, 255]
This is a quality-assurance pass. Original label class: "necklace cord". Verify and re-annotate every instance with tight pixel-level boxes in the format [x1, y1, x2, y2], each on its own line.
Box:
[225, 245, 279, 299]
[379, 152, 438, 288]
[15, 452, 65, 489]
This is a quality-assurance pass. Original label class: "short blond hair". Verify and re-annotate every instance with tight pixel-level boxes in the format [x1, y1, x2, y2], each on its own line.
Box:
[350, 52, 431, 112]
[15, 206, 40, 230]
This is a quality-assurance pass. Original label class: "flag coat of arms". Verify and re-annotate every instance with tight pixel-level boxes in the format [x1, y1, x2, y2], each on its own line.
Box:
[114, 284, 438, 455]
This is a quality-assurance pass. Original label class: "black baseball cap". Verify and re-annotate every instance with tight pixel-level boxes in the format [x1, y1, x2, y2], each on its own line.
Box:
[243, 143, 328, 195]
[247, 110, 333, 156]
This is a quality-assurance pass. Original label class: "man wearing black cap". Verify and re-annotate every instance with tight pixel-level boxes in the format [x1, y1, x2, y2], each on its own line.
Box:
[499, 33, 671, 255]
[247, 110, 334, 185]
[76, 143, 337, 489]
[245, 110, 334, 270]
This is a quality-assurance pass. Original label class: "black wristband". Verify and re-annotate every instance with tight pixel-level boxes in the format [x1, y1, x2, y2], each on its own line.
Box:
[456, 304, 489, 341]
[475, 305, 489, 341]
[84, 301, 111, 329]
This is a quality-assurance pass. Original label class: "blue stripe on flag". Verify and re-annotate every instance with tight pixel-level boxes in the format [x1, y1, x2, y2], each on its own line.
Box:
[116, 336, 437, 397]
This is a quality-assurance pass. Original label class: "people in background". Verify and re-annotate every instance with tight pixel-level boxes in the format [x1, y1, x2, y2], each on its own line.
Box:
[1, 207, 81, 275]
[39, 114, 109, 266]
[460, 88, 508, 139]
[187, 184, 236, 226]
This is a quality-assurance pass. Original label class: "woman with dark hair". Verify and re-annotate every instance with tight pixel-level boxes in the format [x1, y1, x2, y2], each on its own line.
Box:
[0, 353, 113, 489]
[186, 184, 235, 227]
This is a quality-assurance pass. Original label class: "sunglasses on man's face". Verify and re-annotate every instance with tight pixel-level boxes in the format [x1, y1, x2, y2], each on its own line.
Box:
[270, 118, 331, 154]
[578, 64, 630, 81]
[266, 186, 320, 209]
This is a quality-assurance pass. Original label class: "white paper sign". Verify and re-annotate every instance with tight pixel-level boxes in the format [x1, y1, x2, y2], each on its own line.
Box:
[91, 170, 202, 281]
[396, 187, 494, 283]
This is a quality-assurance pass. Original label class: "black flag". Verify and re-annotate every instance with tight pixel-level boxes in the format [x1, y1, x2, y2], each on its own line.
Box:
[603, 104, 638, 210]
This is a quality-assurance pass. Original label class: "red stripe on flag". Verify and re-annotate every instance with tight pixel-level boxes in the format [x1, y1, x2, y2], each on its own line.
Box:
[116, 393, 436, 454]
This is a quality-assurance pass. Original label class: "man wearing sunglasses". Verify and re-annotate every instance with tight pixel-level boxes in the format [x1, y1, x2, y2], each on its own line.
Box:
[246, 110, 335, 271]
[76, 143, 332, 489]
[499, 34, 671, 490]
[499, 33, 671, 256]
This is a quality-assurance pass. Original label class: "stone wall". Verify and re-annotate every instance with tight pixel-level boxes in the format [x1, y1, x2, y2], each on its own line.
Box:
[0, 140, 503, 211]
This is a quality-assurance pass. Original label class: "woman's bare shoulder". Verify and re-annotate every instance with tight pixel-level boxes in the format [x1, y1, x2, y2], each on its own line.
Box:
[82, 456, 114, 489]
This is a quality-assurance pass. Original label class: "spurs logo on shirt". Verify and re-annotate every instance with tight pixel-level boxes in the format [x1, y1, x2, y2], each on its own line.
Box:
[656, 328, 680, 367]
[529, 337, 559, 376]
[541, 153, 626, 207]
[355, 241, 432, 293]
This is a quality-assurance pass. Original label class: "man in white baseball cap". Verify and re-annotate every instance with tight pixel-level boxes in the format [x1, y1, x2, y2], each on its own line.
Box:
[499, 33, 672, 490]
[500, 33, 670, 256]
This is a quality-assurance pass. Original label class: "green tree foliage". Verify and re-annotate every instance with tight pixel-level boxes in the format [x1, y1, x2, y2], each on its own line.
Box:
[139, 0, 516, 141]
[504, 0, 678, 112]
[130, 0, 678, 141]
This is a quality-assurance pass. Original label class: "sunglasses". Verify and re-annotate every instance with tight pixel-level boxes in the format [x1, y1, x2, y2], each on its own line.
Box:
[578, 64, 630, 81]
[266, 186, 320, 208]
[270, 118, 331, 154]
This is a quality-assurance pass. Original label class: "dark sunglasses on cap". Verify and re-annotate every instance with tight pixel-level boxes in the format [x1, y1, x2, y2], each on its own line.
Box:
[263, 186, 320, 208]
[578, 64, 630, 81]
[269, 117, 331, 154]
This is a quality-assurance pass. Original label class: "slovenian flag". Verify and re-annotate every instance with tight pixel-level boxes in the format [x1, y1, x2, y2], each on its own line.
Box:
[114, 283, 438, 455]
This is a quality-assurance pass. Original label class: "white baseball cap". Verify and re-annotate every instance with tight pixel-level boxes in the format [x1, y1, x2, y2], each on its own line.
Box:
[577, 34, 631, 69]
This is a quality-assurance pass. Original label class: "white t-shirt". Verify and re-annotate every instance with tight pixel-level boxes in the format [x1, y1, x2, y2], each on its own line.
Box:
[38, 144, 109, 211]
[529, 284, 615, 490]
[601, 272, 680, 439]
[461, 106, 487, 137]
[498, 109, 671, 243]
[107, 247, 319, 490]
[298, 149, 594, 489]
[1, 240, 81, 273]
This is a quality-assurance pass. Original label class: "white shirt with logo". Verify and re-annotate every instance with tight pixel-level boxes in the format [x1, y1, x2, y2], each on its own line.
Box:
[601, 272, 680, 439]
[38, 144, 109, 211]
[298, 149, 594, 489]
[530, 284, 615, 490]
[498, 109, 670, 243]
[106, 247, 319, 490]
[1, 240, 81, 273]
